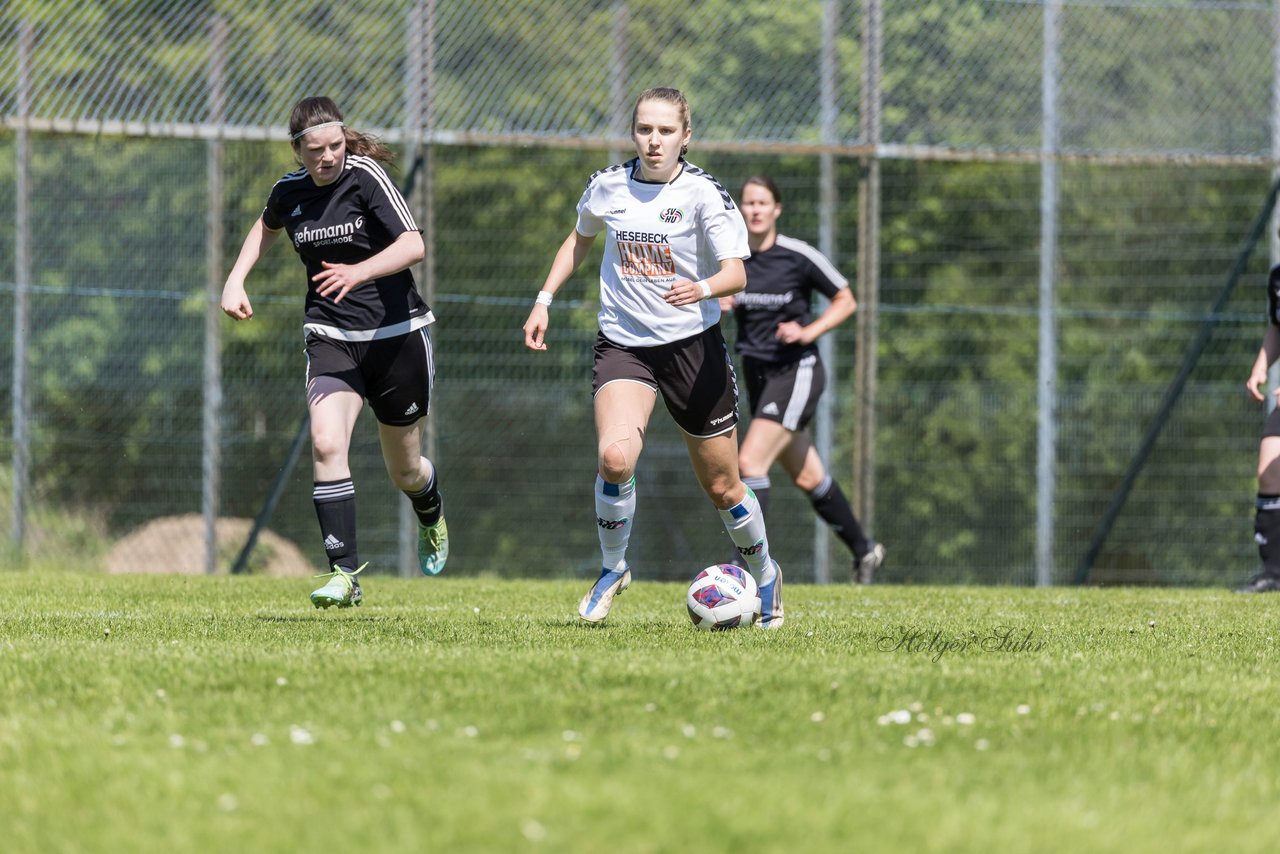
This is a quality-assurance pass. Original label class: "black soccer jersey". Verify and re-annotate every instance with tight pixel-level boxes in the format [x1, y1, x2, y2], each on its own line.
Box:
[1268, 265, 1280, 327]
[262, 154, 430, 340]
[733, 234, 849, 363]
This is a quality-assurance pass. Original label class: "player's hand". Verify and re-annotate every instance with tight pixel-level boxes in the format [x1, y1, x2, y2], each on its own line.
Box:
[523, 305, 549, 351]
[220, 281, 253, 320]
[313, 262, 366, 304]
[774, 320, 811, 345]
[664, 278, 703, 307]
[1248, 369, 1272, 402]
[718, 295, 736, 312]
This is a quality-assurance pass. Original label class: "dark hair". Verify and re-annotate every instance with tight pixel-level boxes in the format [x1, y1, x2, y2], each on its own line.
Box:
[631, 87, 691, 156]
[288, 96, 394, 163]
[741, 175, 781, 205]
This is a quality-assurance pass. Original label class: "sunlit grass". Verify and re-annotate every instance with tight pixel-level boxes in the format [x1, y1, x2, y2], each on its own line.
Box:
[1, 574, 1275, 853]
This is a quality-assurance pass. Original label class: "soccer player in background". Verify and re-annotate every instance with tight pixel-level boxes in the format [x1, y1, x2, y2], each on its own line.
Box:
[1240, 264, 1280, 592]
[522, 87, 785, 628]
[721, 176, 885, 584]
[221, 96, 449, 608]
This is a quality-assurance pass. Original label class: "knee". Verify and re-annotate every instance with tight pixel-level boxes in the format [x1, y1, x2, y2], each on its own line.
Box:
[599, 442, 634, 484]
[705, 476, 741, 510]
[793, 470, 823, 493]
[738, 452, 765, 479]
[386, 462, 423, 492]
[311, 430, 347, 467]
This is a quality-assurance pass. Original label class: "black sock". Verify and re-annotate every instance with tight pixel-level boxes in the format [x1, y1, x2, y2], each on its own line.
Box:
[809, 476, 870, 559]
[405, 466, 443, 527]
[1256, 494, 1280, 575]
[314, 479, 358, 573]
[742, 476, 771, 519]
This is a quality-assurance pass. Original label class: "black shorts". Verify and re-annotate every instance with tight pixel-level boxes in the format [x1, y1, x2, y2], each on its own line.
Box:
[304, 327, 435, 426]
[742, 353, 826, 432]
[1264, 407, 1280, 439]
[591, 325, 739, 437]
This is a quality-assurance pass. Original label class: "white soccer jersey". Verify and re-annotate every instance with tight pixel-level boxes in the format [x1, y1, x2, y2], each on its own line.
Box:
[575, 158, 749, 347]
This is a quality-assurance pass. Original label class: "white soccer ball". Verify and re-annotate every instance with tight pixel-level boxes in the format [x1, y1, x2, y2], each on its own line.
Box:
[686, 564, 760, 631]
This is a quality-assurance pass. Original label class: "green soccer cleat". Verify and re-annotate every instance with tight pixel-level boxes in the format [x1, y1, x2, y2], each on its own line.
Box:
[310, 563, 367, 609]
[417, 516, 449, 576]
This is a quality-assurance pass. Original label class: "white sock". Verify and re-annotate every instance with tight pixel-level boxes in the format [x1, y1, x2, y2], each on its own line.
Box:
[595, 475, 635, 572]
[719, 487, 773, 578]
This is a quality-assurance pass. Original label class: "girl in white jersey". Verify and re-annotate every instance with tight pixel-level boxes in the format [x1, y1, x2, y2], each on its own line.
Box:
[221, 96, 449, 610]
[522, 87, 784, 628]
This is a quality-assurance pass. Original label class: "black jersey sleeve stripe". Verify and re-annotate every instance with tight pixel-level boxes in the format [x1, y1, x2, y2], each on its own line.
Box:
[682, 163, 736, 210]
[585, 159, 631, 191]
[775, 234, 848, 289]
[349, 155, 418, 232]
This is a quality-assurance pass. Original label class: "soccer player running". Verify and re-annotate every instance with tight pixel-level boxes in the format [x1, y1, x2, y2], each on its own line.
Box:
[221, 96, 449, 608]
[1241, 264, 1280, 593]
[522, 87, 784, 628]
[722, 176, 884, 584]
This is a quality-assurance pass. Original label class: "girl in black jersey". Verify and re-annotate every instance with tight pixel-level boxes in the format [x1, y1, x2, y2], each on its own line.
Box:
[221, 96, 448, 609]
[1240, 265, 1280, 593]
[724, 176, 884, 584]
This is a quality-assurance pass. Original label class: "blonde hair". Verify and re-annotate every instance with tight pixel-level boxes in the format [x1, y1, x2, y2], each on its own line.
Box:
[288, 95, 394, 163]
[631, 87, 691, 156]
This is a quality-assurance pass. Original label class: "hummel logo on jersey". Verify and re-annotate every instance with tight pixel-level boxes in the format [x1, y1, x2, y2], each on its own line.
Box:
[608, 208, 627, 215]
[404, 402, 419, 416]
[290, 204, 302, 217]
[762, 402, 781, 416]
[323, 534, 344, 551]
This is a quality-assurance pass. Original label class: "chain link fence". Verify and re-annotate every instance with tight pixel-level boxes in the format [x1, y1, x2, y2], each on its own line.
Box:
[1, 0, 1277, 585]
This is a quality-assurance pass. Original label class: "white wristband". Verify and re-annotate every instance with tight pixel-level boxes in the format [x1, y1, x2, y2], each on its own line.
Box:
[535, 290, 554, 307]
[697, 281, 712, 300]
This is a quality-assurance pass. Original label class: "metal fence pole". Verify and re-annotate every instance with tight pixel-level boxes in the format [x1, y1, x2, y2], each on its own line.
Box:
[1270, 0, 1280, 407]
[203, 15, 227, 575]
[609, 2, 629, 163]
[11, 21, 33, 559]
[855, 0, 883, 540]
[402, 0, 438, 576]
[1036, 0, 1062, 587]
[813, 0, 839, 584]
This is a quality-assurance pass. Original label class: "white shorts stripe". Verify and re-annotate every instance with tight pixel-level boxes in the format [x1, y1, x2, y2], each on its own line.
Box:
[304, 312, 434, 342]
[782, 355, 816, 430]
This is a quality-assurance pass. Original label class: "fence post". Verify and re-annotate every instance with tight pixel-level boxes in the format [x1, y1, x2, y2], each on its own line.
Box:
[11, 21, 33, 559]
[203, 15, 227, 575]
[855, 0, 883, 543]
[813, 0, 840, 584]
[402, 0, 438, 575]
[1036, 0, 1062, 587]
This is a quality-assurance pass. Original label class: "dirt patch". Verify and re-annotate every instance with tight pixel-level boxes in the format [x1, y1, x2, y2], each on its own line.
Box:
[104, 514, 316, 576]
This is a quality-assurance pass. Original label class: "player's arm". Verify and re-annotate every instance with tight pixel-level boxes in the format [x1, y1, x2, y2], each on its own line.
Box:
[776, 286, 856, 346]
[523, 229, 596, 352]
[665, 257, 746, 306]
[221, 216, 282, 320]
[1246, 324, 1280, 401]
[313, 230, 425, 304]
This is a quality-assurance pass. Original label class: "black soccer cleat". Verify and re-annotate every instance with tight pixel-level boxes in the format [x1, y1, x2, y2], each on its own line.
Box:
[1236, 571, 1280, 594]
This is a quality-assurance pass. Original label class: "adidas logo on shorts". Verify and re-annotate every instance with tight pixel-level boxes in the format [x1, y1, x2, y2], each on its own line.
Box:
[404, 402, 419, 416]
[762, 402, 781, 416]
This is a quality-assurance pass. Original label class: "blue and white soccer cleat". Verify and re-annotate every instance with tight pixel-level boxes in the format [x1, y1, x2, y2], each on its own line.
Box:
[310, 563, 366, 609]
[417, 515, 449, 576]
[756, 560, 784, 629]
[577, 565, 631, 623]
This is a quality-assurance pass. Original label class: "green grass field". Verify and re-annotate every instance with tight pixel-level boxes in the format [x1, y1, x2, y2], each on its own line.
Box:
[2, 573, 1277, 853]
